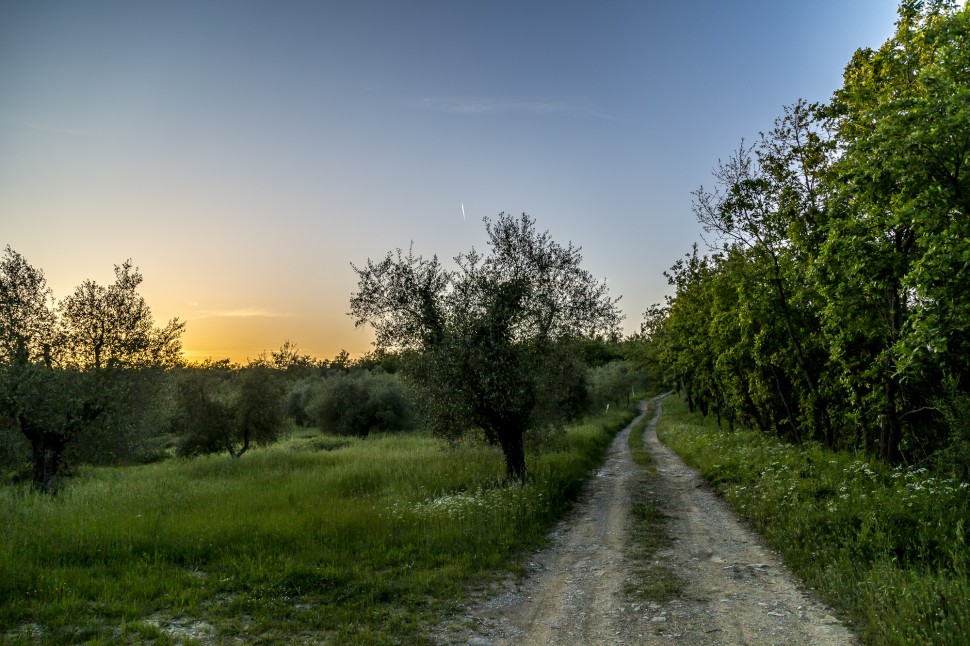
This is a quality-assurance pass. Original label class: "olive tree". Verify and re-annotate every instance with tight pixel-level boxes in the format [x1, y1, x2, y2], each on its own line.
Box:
[59, 260, 184, 369]
[0, 248, 183, 490]
[0, 247, 56, 368]
[173, 359, 287, 459]
[350, 213, 621, 480]
[0, 248, 73, 489]
[305, 371, 413, 437]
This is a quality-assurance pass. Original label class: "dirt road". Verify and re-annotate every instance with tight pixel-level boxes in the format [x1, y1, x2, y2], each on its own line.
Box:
[434, 396, 857, 645]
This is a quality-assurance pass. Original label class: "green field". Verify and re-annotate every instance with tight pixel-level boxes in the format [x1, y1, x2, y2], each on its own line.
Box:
[1, 408, 635, 645]
[658, 396, 970, 646]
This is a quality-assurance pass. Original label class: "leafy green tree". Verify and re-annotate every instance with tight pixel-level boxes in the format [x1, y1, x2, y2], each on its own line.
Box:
[0, 246, 56, 368]
[692, 101, 836, 445]
[0, 364, 104, 488]
[626, 303, 671, 392]
[59, 260, 184, 369]
[351, 348, 403, 374]
[586, 360, 638, 413]
[0, 249, 184, 490]
[235, 361, 287, 455]
[0, 249, 90, 490]
[653, 1, 970, 468]
[286, 378, 315, 427]
[350, 213, 621, 480]
[656, 246, 716, 416]
[270, 339, 317, 376]
[823, 0, 970, 461]
[327, 349, 352, 372]
[173, 360, 235, 457]
[174, 359, 286, 458]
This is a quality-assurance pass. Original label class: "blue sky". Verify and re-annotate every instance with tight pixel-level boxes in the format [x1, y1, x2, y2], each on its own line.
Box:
[1, 1, 902, 361]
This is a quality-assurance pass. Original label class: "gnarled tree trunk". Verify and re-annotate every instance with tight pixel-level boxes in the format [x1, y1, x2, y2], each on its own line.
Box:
[498, 425, 527, 482]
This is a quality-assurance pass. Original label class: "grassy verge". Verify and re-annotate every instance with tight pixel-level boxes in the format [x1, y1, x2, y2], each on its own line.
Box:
[0, 408, 636, 645]
[658, 396, 970, 645]
[624, 404, 684, 603]
[627, 406, 656, 475]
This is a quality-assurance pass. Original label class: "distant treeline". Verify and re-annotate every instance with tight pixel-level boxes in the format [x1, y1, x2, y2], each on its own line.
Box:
[638, 2, 969, 474]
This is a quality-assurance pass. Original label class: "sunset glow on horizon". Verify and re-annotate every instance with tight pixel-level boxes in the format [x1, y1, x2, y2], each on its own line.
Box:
[2, 1, 901, 364]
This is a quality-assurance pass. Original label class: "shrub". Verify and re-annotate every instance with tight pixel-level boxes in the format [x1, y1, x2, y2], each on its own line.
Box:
[936, 386, 970, 481]
[172, 360, 286, 458]
[306, 371, 413, 437]
[286, 378, 315, 427]
[0, 416, 29, 481]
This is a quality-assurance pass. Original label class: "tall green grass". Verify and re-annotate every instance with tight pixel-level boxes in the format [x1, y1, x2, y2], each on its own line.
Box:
[658, 396, 970, 646]
[1, 408, 635, 645]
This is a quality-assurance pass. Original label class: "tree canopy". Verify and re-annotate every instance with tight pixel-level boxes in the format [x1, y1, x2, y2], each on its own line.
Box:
[59, 260, 184, 370]
[0, 248, 184, 490]
[172, 359, 286, 459]
[649, 1, 970, 469]
[351, 212, 622, 479]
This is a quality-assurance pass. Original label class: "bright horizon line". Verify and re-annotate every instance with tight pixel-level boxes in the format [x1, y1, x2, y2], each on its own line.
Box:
[180, 344, 371, 365]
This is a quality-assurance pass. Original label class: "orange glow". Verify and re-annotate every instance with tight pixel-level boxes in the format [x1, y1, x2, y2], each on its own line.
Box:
[178, 315, 374, 364]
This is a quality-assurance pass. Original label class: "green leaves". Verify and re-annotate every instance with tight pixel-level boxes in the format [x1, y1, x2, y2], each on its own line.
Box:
[350, 213, 622, 479]
[1, 250, 186, 489]
[657, 2, 970, 464]
[0, 246, 56, 367]
[58, 260, 185, 369]
[173, 360, 287, 459]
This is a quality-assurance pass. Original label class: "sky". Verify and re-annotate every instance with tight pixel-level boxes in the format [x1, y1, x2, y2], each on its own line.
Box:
[1, 0, 903, 363]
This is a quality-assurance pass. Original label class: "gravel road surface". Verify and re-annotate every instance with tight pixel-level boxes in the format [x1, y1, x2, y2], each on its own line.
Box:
[434, 396, 856, 645]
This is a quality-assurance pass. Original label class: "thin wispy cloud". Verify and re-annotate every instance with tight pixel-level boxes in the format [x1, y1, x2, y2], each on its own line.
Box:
[406, 96, 618, 121]
[5, 117, 115, 138]
[188, 308, 293, 320]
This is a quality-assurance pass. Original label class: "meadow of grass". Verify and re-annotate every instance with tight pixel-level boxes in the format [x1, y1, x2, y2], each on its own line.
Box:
[658, 396, 970, 646]
[0, 408, 635, 645]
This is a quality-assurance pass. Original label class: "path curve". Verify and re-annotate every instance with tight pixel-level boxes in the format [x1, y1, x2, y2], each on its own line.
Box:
[433, 396, 856, 645]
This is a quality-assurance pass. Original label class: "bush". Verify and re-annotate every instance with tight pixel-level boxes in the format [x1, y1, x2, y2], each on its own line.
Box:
[0, 417, 29, 481]
[66, 368, 177, 466]
[236, 363, 287, 446]
[172, 361, 286, 458]
[286, 378, 315, 427]
[936, 387, 970, 481]
[306, 371, 413, 437]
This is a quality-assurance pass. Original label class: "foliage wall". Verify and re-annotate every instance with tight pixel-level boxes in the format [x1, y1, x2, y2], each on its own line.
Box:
[645, 1, 970, 470]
